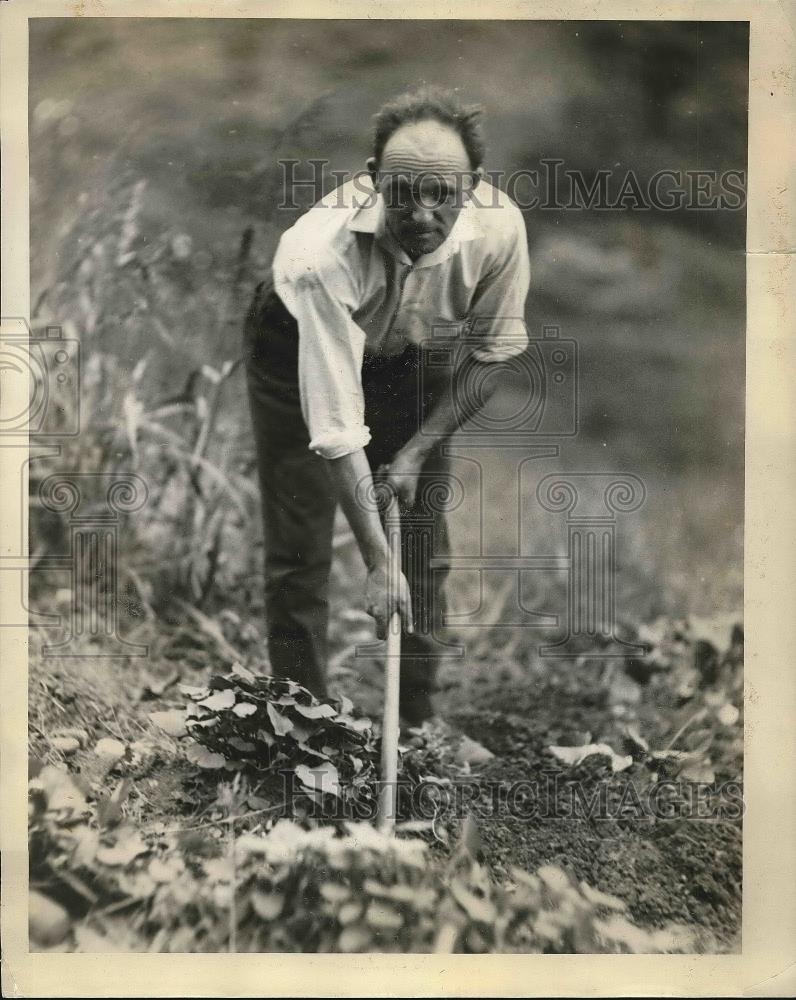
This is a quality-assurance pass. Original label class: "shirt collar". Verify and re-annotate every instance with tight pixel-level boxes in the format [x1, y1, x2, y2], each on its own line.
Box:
[346, 174, 484, 267]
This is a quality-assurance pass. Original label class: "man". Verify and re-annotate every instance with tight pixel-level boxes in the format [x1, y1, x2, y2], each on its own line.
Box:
[244, 87, 530, 724]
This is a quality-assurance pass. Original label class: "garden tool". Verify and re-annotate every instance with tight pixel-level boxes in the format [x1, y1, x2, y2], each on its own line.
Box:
[377, 487, 402, 833]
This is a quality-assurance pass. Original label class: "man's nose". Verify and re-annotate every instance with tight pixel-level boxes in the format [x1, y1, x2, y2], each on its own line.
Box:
[410, 203, 435, 225]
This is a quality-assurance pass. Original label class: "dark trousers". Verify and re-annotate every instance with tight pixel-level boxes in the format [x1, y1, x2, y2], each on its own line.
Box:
[242, 276, 452, 719]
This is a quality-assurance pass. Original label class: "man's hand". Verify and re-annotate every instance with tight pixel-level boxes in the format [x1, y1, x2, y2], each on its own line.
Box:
[365, 561, 414, 639]
[381, 442, 428, 511]
[326, 449, 415, 641]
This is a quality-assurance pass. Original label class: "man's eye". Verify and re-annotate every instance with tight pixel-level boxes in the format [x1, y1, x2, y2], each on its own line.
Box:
[386, 182, 412, 208]
[417, 182, 446, 205]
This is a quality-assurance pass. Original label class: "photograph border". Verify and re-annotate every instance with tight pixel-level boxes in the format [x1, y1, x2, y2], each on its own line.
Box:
[2, 0, 794, 995]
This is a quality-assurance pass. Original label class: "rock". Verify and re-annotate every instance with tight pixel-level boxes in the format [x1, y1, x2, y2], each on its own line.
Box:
[455, 735, 495, 767]
[608, 671, 642, 706]
[29, 890, 70, 946]
[50, 736, 80, 755]
[717, 703, 740, 727]
[148, 709, 187, 738]
[337, 924, 373, 952]
[94, 738, 126, 764]
[457, 814, 482, 858]
[549, 742, 633, 774]
[365, 901, 404, 930]
[552, 730, 593, 748]
[52, 728, 89, 747]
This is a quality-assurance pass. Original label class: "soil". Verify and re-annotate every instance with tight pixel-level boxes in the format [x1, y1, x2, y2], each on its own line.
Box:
[444, 689, 741, 948]
[29, 610, 743, 954]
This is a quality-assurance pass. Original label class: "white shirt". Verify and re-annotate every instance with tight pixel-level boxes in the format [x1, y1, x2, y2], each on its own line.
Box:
[272, 175, 531, 459]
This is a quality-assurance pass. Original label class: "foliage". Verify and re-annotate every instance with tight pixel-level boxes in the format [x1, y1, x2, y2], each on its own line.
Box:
[30, 175, 264, 612]
[29, 763, 695, 954]
[154, 664, 471, 820]
[27, 607, 742, 953]
[165, 665, 380, 808]
[538, 616, 744, 791]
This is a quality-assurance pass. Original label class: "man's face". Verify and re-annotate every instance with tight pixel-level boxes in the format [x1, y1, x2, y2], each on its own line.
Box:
[369, 121, 479, 260]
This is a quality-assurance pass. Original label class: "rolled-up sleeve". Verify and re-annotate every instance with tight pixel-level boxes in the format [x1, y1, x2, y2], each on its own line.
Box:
[273, 243, 371, 460]
[467, 205, 531, 362]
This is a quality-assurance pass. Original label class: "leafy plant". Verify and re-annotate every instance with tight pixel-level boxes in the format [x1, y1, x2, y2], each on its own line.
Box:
[171, 665, 379, 811]
[29, 767, 696, 954]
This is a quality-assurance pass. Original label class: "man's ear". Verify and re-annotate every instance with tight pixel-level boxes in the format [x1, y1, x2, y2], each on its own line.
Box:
[366, 157, 379, 188]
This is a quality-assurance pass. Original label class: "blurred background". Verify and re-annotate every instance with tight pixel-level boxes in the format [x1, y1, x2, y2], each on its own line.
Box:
[28, 19, 747, 661]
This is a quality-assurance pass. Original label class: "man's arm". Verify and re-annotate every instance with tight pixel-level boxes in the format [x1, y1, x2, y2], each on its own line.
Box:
[384, 354, 500, 509]
[273, 249, 413, 637]
[326, 449, 413, 639]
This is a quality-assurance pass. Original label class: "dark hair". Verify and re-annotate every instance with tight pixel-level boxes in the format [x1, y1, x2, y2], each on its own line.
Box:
[372, 87, 486, 169]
